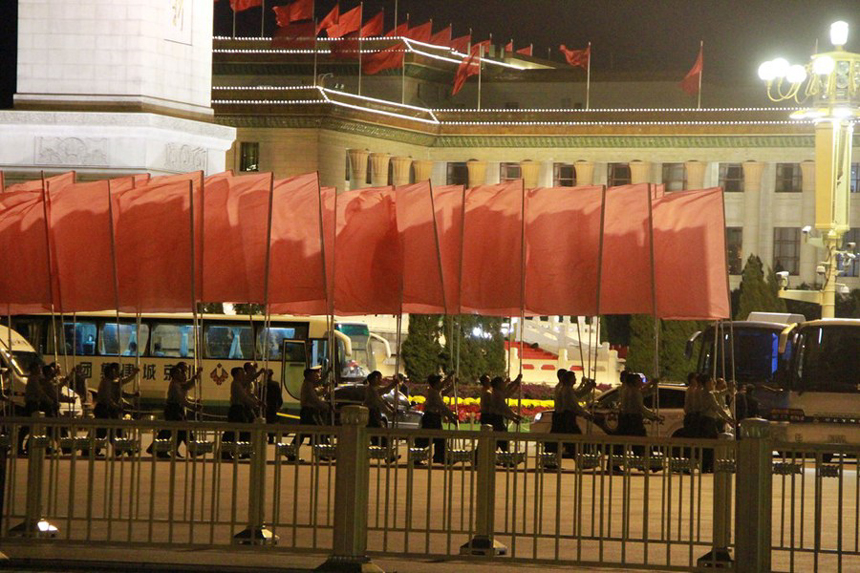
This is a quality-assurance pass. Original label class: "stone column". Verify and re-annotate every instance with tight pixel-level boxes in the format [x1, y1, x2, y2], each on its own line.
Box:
[519, 159, 540, 188]
[390, 156, 413, 186]
[799, 160, 817, 282]
[467, 159, 488, 188]
[412, 159, 434, 183]
[347, 148, 369, 190]
[629, 160, 651, 184]
[369, 153, 391, 187]
[685, 160, 707, 190]
[574, 160, 594, 186]
[742, 161, 764, 262]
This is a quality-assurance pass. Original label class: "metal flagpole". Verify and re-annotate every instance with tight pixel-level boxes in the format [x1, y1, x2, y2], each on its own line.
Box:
[697, 40, 703, 110]
[260, 0, 266, 37]
[516, 179, 526, 432]
[39, 172, 60, 368]
[357, 3, 363, 95]
[105, 180, 124, 391]
[400, 14, 408, 104]
[6, 305, 12, 417]
[260, 173, 275, 420]
[646, 184, 661, 432]
[188, 180, 201, 416]
[328, 187, 339, 423]
[135, 313, 142, 417]
[586, 42, 592, 110]
[232, 8, 237, 38]
[477, 43, 483, 110]
[313, 20, 319, 86]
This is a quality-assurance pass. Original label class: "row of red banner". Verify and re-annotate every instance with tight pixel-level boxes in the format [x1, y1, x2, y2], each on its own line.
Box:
[0, 171, 730, 320]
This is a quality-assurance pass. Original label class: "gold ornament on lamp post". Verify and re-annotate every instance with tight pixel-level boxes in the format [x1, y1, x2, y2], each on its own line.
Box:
[759, 21, 859, 318]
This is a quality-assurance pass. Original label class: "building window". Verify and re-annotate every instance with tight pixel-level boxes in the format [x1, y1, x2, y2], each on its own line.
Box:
[239, 142, 259, 172]
[775, 163, 802, 193]
[553, 163, 576, 187]
[842, 229, 859, 277]
[446, 162, 468, 186]
[727, 227, 743, 275]
[607, 163, 631, 186]
[773, 227, 801, 275]
[851, 163, 860, 193]
[500, 162, 521, 182]
[662, 163, 686, 191]
[719, 163, 744, 192]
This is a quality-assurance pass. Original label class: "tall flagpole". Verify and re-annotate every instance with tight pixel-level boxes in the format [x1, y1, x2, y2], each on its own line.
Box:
[697, 40, 704, 109]
[313, 19, 319, 86]
[357, 3, 363, 96]
[260, 173, 275, 419]
[260, 0, 266, 37]
[586, 42, 592, 110]
[477, 43, 483, 110]
[646, 183, 661, 434]
[516, 179, 526, 433]
[232, 8, 237, 38]
[39, 173, 61, 368]
[400, 13, 408, 104]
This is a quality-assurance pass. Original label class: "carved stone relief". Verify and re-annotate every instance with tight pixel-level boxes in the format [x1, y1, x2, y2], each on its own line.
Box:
[35, 137, 109, 166]
[164, 143, 208, 172]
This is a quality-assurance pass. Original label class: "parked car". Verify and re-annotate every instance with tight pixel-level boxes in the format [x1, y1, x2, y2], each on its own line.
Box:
[531, 383, 689, 438]
[332, 383, 423, 430]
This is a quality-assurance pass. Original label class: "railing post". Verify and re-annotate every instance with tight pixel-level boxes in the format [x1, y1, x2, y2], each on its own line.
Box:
[9, 413, 57, 537]
[316, 406, 383, 573]
[698, 432, 734, 568]
[460, 425, 507, 556]
[233, 417, 277, 545]
[735, 419, 772, 573]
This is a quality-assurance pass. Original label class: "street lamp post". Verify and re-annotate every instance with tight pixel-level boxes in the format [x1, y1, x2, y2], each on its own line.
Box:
[758, 21, 859, 318]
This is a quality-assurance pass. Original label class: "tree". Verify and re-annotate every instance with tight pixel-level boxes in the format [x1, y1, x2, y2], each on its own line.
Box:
[735, 255, 785, 320]
[600, 315, 631, 346]
[198, 302, 225, 314]
[626, 315, 703, 382]
[233, 303, 265, 316]
[440, 315, 506, 383]
[401, 314, 444, 383]
[625, 314, 656, 377]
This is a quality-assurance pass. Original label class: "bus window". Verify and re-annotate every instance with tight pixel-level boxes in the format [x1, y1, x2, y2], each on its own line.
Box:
[100, 323, 150, 356]
[150, 323, 195, 358]
[257, 327, 307, 360]
[794, 326, 860, 393]
[281, 340, 308, 400]
[204, 325, 253, 360]
[63, 322, 97, 356]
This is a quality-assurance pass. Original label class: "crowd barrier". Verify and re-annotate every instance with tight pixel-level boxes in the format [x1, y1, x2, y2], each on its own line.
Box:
[0, 411, 856, 573]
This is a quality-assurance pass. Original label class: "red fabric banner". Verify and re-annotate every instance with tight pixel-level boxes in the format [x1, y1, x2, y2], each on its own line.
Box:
[360, 10, 384, 37]
[268, 174, 331, 315]
[202, 173, 273, 304]
[230, 0, 262, 12]
[111, 180, 195, 313]
[560, 44, 589, 69]
[334, 186, 401, 315]
[47, 181, 115, 312]
[396, 182, 446, 314]
[524, 186, 604, 316]
[516, 44, 533, 56]
[4, 172, 76, 194]
[326, 4, 360, 38]
[362, 43, 405, 75]
[504, 40, 513, 53]
[272, 21, 316, 48]
[680, 44, 703, 95]
[385, 22, 408, 37]
[460, 181, 525, 316]
[430, 24, 452, 47]
[0, 190, 53, 314]
[277, 0, 312, 23]
[432, 185, 465, 315]
[405, 20, 433, 43]
[316, 4, 339, 34]
[599, 184, 653, 315]
[453, 40, 489, 95]
[653, 188, 729, 319]
[451, 34, 470, 53]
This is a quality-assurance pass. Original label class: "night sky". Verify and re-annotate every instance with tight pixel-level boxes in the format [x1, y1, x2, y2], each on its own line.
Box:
[1, 0, 857, 108]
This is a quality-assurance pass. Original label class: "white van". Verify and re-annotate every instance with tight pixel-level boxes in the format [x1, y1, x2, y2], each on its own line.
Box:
[0, 324, 82, 416]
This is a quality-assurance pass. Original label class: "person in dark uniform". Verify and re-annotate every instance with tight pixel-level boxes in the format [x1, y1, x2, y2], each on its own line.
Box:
[488, 376, 523, 453]
[615, 372, 663, 460]
[150, 362, 200, 458]
[221, 367, 260, 460]
[545, 369, 567, 455]
[263, 369, 284, 443]
[91, 363, 139, 455]
[288, 367, 329, 460]
[417, 374, 458, 464]
[478, 374, 493, 427]
[364, 371, 397, 449]
[18, 363, 49, 455]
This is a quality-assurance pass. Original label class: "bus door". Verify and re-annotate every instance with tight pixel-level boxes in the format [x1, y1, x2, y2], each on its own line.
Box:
[281, 339, 309, 400]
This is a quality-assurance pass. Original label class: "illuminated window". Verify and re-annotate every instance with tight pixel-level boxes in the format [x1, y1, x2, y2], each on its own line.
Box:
[719, 163, 744, 192]
[239, 142, 259, 172]
[727, 227, 743, 275]
[775, 163, 802, 193]
[773, 227, 801, 275]
[607, 163, 631, 186]
[662, 163, 686, 191]
[500, 162, 521, 182]
[553, 163, 576, 187]
[842, 229, 859, 277]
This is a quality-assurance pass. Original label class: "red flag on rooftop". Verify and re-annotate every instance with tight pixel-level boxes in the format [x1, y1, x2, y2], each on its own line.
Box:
[272, 20, 316, 48]
[406, 20, 433, 43]
[362, 42, 404, 74]
[451, 34, 470, 53]
[516, 44, 533, 57]
[680, 42, 703, 96]
[230, 0, 262, 12]
[452, 40, 489, 95]
[560, 44, 589, 68]
[327, 4, 360, 38]
[360, 9, 383, 37]
[430, 24, 452, 47]
[288, 0, 313, 22]
[385, 21, 408, 37]
[504, 40, 513, 53]
[272, 5, 291, 27]
[316, 4, 339, 35]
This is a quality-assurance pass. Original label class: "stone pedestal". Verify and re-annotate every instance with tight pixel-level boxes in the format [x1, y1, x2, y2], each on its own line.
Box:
[390, 156, 412, 186]
[369, 153, 391, 187]
[412, 160, 434, 183]
[348, 149, 370, 190]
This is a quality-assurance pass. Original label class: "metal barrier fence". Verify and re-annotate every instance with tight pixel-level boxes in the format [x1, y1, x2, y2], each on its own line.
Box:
[0, 410, 857, 573]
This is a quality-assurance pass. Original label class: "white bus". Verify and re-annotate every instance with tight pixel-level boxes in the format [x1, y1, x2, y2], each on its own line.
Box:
[10, 312, 358, 415]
